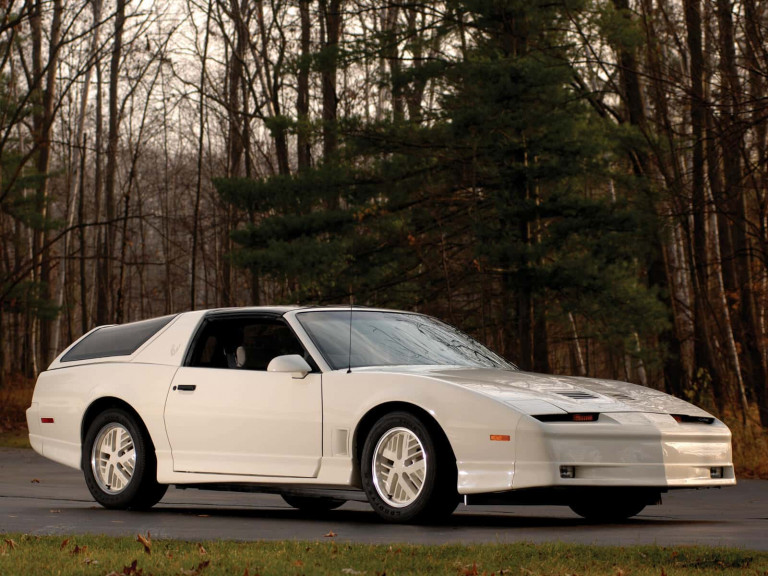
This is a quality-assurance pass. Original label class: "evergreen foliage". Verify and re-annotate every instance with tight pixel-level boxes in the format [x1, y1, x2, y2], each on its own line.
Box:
[215, 0, 669, 368]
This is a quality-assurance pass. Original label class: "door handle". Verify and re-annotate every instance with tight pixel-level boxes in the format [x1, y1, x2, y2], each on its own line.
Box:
[176, 384, 196, 392]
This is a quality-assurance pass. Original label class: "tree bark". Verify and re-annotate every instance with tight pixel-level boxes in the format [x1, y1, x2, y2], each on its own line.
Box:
[320, 0, 341, 161]
[296, 0, 311, 170]
[715, 0, 766, 424]
[101, 0, 127, 323]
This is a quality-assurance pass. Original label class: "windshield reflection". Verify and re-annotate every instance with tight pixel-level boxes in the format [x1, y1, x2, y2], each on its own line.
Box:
[296, 310, 514, 371]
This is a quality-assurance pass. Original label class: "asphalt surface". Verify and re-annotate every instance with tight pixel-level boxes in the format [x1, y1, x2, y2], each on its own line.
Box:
[1, 448, 766, 549]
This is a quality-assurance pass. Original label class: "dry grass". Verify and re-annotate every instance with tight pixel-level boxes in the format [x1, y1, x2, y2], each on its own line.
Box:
[0, 534, 766, 576]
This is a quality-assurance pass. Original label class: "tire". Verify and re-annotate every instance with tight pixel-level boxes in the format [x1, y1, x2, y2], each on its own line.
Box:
[82, 408, 167, 510]
[281, 494, 345, 513]
[361, 411, 458, 523]
[569, 492, 649, 522]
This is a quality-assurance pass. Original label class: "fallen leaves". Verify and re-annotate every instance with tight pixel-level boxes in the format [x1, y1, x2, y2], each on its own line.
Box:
[342, 568, 365, 575]
[197, 543, 207, 555]
[324, 530, 337, 538]
[180, 560, 210, 576]
[4, 539, 17, 551]
[106, 559, 146, 576]
[71, 544, 88, 555]
[30, 478, 40, 484]
[137, 531, 151, 555]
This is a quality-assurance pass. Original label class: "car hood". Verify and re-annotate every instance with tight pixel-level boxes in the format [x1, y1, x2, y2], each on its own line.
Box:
[358, 365, 711, 417]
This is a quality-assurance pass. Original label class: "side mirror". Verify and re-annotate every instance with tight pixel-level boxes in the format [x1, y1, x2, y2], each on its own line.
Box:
[267, 354, 312, 379]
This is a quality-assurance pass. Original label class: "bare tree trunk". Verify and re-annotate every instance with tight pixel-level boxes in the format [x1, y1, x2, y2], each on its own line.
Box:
[102, 0, 127, 323]
[296, 0, 311, 171]
[568, 312, 587, 376]
[320, 0, 341, 160]
[78, 134, 88, 334]
[191, 0, 213, 310]
[30, 0, 63, 366]
[716, 0, 767, 424]
[54, 0, 102, 345]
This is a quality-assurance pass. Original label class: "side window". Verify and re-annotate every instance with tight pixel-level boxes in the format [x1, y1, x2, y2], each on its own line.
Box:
[188, 317, 306, 371]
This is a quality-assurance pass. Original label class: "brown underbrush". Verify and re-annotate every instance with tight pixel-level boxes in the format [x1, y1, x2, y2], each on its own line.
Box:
[724, 407, 768, 479]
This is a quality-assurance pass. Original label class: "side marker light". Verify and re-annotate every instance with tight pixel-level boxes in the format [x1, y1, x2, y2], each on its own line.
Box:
[41, 418, 54, 424]
[490, 434, 510, 442]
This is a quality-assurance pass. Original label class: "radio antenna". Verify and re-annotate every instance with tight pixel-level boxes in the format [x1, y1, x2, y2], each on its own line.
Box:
[346, 294, 353, 374]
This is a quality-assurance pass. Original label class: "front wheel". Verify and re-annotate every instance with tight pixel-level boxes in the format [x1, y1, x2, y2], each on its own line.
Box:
[82, 409, 167, 510]
[361, 411, 458, 523]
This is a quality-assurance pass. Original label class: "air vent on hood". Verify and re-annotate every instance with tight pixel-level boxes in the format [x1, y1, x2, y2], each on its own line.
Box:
[555, 390, 599, 400]
[606, 392, 634, 401]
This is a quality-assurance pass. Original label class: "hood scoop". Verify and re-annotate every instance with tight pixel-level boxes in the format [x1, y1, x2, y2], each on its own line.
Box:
[555, 390, 600, 400]
[605, 392, 635, 401]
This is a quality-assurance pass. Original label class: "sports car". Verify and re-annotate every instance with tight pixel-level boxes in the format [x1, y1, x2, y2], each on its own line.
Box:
[26, 307, 735, 523]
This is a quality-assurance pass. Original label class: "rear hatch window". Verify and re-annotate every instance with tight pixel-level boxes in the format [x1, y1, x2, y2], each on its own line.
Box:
[60, 315, 177, 362]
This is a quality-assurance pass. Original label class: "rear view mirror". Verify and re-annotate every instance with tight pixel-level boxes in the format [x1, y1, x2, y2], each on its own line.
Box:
[267, 354, 312, 379]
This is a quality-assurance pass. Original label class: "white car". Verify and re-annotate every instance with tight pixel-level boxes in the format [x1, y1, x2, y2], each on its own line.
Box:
[26, 307, 735, 523]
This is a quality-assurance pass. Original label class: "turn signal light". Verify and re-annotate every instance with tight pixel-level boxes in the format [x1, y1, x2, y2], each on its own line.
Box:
[41, 418, 54, 424]
[489, 434, 511, 441]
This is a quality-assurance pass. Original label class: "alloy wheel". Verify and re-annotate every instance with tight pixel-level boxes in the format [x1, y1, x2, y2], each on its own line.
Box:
[372, 426, 427, 507]
[90, 423, 136, 494]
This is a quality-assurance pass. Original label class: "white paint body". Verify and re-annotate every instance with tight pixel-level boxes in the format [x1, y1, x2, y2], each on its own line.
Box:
[26, 307, 735, 498]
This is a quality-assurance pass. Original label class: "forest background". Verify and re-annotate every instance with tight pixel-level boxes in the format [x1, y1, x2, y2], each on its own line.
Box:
[0, 0, 767, 473]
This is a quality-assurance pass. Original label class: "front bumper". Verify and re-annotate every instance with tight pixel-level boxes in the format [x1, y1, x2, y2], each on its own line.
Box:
[457, 411, 735, 495]
[513, 411, 735, 489]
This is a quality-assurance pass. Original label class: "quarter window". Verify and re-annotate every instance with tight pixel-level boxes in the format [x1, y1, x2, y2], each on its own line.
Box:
[61, 315, 177, 362]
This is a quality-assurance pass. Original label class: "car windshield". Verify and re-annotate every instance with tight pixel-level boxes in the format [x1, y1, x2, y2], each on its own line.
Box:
[296, 310, 514, 371]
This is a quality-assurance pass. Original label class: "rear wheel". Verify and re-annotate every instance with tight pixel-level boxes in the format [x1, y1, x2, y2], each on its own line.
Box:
[569, 492, 650, 522]
[82, 409, 167, 510]
[361, 411, 458, 523]
[281, 494, 345, 513]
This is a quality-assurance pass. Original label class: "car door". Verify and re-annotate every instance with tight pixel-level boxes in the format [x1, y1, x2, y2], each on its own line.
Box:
[163, 315, 322, 478]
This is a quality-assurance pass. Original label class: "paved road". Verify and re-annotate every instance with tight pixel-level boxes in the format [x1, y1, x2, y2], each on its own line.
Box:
[1, 448, 766, 549]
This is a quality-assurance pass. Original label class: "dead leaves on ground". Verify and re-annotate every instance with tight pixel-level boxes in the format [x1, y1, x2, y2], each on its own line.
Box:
[105, 559, 146, 576]
[0, 538, 17, 555]
[137, 531, 152, 554]
[180, 560, 210, 576]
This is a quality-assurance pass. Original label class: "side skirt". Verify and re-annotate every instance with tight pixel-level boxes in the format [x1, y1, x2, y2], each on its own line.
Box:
[174, 483, 369, 502]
